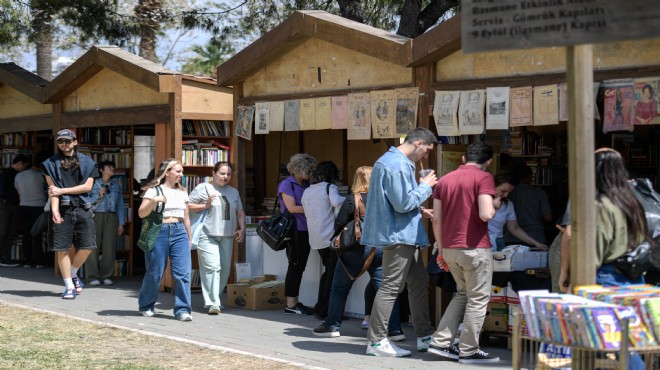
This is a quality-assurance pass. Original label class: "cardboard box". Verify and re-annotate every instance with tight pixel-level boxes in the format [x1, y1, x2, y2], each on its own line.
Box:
[493, 245, 549, 272]
[483, 302, 508, 332]
[506, 282, 520, 304]
[490, 285, 507, 303]
[508, 303, 528, 335]
[226, 280, 285, 310]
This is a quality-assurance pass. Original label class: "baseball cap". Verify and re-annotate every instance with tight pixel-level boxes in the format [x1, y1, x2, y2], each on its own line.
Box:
[56, 129, 76, 140]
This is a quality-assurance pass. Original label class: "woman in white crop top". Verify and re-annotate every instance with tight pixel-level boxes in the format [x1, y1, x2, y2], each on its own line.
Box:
[137, 159, 193, 322]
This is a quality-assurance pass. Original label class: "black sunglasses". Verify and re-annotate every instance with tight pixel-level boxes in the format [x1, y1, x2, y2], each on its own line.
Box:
[57, 139, 73, 144]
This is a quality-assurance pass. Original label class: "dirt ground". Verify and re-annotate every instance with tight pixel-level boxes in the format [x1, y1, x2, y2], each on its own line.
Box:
[0, 305, 300, 369]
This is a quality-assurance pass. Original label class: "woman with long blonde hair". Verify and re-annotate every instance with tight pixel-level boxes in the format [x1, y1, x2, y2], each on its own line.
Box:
[137, 159, 193, 321]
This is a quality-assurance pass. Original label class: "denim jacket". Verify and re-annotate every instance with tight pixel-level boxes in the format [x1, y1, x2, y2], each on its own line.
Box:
[89, 178, 126, 225]
[42, 152, 97, 210]
[361, 147, 432, 248]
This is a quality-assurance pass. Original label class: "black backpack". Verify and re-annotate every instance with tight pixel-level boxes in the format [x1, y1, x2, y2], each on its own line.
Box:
[629, 178, 660, 269]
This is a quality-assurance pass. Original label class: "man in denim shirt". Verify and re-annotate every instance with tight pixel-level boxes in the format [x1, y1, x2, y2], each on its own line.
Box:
[42, 129, 97, 299]
[363, 127, 438, 357]
[85, 160, 125, 286]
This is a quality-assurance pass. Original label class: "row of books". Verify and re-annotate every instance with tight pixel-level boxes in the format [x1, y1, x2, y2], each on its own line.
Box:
[182, 146, 229, 166]
[78, 147, 133, 168]
[182, 120, 230, 137]
[1, 149, 31, 167]
[1, 132, 33, 147]
[181, 175, 212, 194]
[78, 127, 132, 146]
[527, 164, 554, 186]
[519, 285, 660, 350]
[114, 259, 130, 277]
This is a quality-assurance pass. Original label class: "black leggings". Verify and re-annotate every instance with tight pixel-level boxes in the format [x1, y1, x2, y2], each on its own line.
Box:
[285, 230, 311, 298]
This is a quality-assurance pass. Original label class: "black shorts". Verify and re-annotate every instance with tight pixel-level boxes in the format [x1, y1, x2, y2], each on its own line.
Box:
[49, 207, 97, 252]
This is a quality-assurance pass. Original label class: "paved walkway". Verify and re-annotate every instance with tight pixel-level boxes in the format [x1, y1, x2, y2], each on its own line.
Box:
[0, 267, 513, 369]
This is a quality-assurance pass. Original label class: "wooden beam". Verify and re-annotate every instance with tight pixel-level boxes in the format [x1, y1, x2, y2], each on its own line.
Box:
[0, 63, 47, 101]
[410, 15, 462, 68]
[235, 84, 414, 106]
[181, 112, 233, 121]
[567, 45, 596, 292]
[60, 105, 170, 128]
[0, 114, 54, 133]
[171, 76, 183, 161]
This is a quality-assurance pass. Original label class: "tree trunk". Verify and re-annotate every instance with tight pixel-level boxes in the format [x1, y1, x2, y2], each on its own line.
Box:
[397, 0, 459, 38]
[336, 0, 364, 23]
[31, 2, 52, 80]
[135, 0, 163, 62]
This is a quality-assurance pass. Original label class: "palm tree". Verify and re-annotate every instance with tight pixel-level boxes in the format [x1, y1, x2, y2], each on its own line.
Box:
[181, 41, 235, 77]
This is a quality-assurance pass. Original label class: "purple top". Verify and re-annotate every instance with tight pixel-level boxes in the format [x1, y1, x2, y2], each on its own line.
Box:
[278, 175, 310, 231]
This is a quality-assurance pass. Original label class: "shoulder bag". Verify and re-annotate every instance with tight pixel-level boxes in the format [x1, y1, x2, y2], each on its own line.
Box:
[256, 182, 296, 252]
[332, 193, 364, 252]
[190, 184, 211, 250]
[612, 239, 657, 280]
[137, 186, 165, 253]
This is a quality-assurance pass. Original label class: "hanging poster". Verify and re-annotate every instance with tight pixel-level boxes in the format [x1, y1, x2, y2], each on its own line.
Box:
[458, 89, 485, 135]
[331, 96, 348, 129]
[433, 91, 461, 136]
[254, 102, 269, 135]
[235, 105, 254, 140]
[370, 90, 396, 139]
[633, 78, 660, 125]
[395, 87, 419, 135]
[347, 93, 371, 140]
[533, 85, 559, 126]
[284, 100, 300, 131]
[299, 98, 316, 130]
[558, 83, 569, 122]
[315, 97, 332, 130]
[510, 86, 533, 127]
[602, 80, 634, 133]
[486, 87, 510, 130]
[269, 101, 284, 131]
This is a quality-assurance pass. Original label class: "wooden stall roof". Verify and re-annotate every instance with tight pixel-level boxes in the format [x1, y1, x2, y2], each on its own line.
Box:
[0, 63, 48, 102]
[216, 10, 413, 87]
[181, 75, 233, 120]
[410, 15, 462, 68]
[44, 45, 179, 103]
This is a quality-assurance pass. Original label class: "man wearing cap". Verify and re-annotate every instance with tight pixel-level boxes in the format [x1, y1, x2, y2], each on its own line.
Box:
[42, 129, 98, 299]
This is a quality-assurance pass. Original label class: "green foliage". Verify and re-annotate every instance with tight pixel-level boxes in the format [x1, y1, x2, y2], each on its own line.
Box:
[181, 39, 236, 77]
[0, 0, 31, 46]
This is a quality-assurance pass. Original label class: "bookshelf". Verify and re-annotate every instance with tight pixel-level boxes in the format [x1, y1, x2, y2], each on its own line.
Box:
[76, 126, 135, 277]
[1, 132, 34, 168]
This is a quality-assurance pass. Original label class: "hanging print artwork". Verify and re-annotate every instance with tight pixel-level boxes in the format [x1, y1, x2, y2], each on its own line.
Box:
[370, 89, 396, 139]
[255, 102, 269, 134]
[331, 96, 349, 129]
[633, 78, 660, 125]
[602, 80, 634, 133]
[433, 91, 461, 136]
[235, 105, 255, 140]
[284, 100, 300, 131]
[269, 101, 284, 131]
[395, 87, 419, 135]
[533, 84, 559, 126]
[558, 83, 569, 122]
[485, 87, 510, 130]
[347, 93, 371, 140]
[299, 98, 316, 130]
[315, 97, 332, 130]
[510, 86, 533, 127]
[458, 89, 485, 135]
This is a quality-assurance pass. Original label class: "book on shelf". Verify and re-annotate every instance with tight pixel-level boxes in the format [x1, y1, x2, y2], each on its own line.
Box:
[182, 120, 230, 137]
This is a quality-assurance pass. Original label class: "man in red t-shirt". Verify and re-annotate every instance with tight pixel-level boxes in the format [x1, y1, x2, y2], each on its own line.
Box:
[427, 142, 500, 365]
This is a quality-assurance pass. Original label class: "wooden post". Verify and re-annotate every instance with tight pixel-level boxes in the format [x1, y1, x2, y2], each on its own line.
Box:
[567, 44, 596, 370]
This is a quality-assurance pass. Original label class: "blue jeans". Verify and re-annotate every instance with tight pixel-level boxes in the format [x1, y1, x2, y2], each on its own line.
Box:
[596, 264, 645, 370]
[138, 222, 192, 317]
[325, 246, 401, 332]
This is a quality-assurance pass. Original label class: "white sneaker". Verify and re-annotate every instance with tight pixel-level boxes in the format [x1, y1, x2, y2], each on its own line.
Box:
[178, 312, 193, 322]
[102, 279, 114, 285]
[89, 280, 102, 286]
[366, 338, 411, 357]
[416, 335, 432, 352]
[140, 309, 155, 317]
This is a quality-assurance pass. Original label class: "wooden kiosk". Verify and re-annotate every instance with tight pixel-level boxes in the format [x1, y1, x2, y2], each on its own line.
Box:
[0, 46, 234, 286]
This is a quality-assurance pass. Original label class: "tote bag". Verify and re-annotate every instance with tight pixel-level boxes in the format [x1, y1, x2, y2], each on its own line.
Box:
[332, 193, 364, 252]
[190, 184, 211, 250]
[137, 186, 165, 253]
[256, 182, 296, 251]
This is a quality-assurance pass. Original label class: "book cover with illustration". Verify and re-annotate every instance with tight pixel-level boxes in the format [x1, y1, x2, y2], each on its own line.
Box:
[615, 306, 656, 347]
[642, 297, 660, 342]
[590, 307, 622, 350]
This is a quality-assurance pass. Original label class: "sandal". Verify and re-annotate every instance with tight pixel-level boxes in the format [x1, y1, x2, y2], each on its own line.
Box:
[72, 277, 83, 294]
[61, 288, 76, 299]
